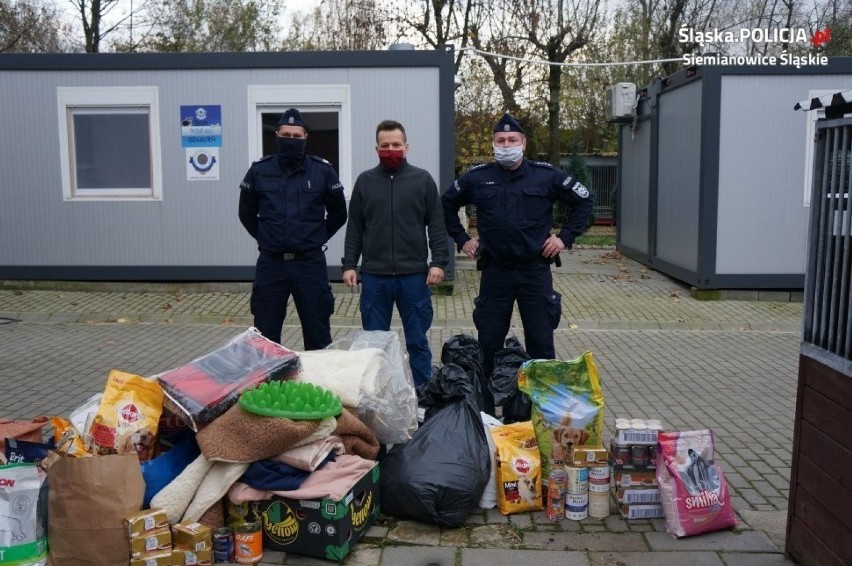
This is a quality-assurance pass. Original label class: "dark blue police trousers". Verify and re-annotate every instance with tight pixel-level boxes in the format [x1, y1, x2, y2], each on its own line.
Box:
[473, 261, 562, 391]
[250, 253, 334, 350]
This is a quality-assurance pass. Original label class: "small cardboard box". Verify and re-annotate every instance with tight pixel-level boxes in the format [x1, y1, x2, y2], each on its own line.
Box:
[254, 461, 379, 562]
[130, 527, 172, 558]
[129, 550, 173, 566]
[125, 508, 170, 538]
[615, 486, 661, 505]
[172, 521, 212, 552]
[618, 502, 665, 520]
[172, 547, 213, 565]
[611, 468, 657, 488]
[569, 444, 608, 467]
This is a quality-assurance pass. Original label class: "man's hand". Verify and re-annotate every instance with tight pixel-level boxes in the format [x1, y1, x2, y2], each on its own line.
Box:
[461, 238, 480, 260]
[426, 267, 445, 286]
[541, 234, 565, 258]
[342, 269, 358, 287]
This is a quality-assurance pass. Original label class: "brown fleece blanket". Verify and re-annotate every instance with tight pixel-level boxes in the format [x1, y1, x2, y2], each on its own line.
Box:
[196, 404, 325, 462]
[335, 408, 380, 460]
[196, 405, 379, 463]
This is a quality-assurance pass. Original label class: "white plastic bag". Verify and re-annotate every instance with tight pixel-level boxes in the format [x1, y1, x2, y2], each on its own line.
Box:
[478, 412, 502, 509]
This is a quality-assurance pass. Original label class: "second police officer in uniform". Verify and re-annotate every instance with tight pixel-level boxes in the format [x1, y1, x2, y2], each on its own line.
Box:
[238, 108, 347, 350]
[442, 113, 593, 411]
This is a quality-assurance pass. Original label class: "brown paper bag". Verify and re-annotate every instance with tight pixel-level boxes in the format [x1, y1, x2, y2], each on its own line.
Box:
[47, 453, 144, 565]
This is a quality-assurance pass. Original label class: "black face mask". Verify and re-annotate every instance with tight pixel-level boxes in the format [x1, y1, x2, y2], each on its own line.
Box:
[276, 137, 306, 166]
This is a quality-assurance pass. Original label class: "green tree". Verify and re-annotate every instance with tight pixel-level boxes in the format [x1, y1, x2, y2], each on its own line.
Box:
[554, 144, 594, 229]
[1, 0, 67, 52]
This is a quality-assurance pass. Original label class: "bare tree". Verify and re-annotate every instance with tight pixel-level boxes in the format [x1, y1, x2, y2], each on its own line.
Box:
[282, 0, 388, 51]
[395, 0, 483, 72]
[136, 0, 283, 52]
[1, 0, 67, 52]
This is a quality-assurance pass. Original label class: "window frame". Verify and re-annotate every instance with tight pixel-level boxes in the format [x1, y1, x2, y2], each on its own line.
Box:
[247, 84, 352, 197]
[57, 86, 163, 201]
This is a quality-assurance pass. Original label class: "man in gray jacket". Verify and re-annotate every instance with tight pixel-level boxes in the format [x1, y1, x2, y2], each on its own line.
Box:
[342, 120, 449, 389]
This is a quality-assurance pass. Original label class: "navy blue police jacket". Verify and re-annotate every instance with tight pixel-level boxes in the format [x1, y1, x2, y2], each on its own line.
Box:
[442, 159, 593, 262]
[238, 154, 347, 254]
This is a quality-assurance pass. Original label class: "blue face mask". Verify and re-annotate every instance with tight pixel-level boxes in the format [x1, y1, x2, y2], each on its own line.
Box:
[276, 137, 306, 164]
[493, 144, 524, 167]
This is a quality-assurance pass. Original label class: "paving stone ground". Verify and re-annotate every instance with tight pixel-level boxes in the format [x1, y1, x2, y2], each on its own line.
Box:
[0, 249, 802, 565]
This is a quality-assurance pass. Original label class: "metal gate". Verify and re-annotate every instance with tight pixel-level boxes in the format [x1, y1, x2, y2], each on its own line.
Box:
[803, 118, 852, 361]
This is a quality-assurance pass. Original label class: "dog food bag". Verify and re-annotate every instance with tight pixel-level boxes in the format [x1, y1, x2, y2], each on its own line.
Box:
[656, 429, 737, 537]
[0, 463, 47, 566]
[91, 369, 164, 461]
[493, 420, 543, 515]
[517, 353, 605, 480]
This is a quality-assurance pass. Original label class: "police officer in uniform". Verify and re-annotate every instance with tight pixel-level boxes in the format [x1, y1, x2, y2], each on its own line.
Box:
[442, 113, 593, 408]
[239, 108, 347, 349]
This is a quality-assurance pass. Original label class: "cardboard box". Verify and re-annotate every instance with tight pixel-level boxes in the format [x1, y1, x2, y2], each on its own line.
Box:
[130, 527, 172, 558]
[618, 502, 665, 520]
[569, 444, 608, 467]
[254, 461, 379, 562]
[125, 508, 170, 538]
[611, 468, 657, 488]
[171, 521, 211, 552]
[129, 550, 173, 566]
[172, 547, 213, 566]
[615, 486, 661, 505]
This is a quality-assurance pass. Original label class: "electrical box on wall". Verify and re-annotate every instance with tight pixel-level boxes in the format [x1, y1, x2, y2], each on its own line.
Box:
[606, 83, 636, 120]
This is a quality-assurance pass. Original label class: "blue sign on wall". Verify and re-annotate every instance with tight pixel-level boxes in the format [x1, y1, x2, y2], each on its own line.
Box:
[180, 105, 222, 148]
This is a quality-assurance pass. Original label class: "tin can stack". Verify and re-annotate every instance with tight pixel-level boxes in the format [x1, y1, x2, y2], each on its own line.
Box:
[610, 417, 665, 520]
[546, 466, 568, 521]
[564, 465, 589, 520]
[213, 527, 234, 563]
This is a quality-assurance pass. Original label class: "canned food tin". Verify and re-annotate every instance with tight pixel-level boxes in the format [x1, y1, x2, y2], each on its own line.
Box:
[234, 522, 263, 564]
[631, 444, 649, 467]
[546, 468, 568, 521]
[588, 465, 610, 493]
[614, 445, 632, 466]
[213, 527, 234, 563]
[588, 491, 610, 518]
[564, 465, 589, 494]
[565, 492, 588, 521]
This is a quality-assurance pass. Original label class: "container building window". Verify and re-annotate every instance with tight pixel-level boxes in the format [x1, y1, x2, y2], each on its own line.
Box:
[57, 86, 162, 201]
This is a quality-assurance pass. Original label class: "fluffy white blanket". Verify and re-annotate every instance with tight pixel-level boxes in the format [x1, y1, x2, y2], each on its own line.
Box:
[294, 348, 388, 407]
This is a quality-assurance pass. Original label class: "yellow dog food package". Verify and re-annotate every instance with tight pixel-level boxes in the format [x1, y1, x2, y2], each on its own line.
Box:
[493, 420, 543, 515]
[91, 369, 164, 461]
[518, 353, 605, 480]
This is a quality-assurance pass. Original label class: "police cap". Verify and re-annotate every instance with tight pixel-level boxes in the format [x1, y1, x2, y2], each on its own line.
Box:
[277, 108, 308, 131]
[493, 112, 524, 134]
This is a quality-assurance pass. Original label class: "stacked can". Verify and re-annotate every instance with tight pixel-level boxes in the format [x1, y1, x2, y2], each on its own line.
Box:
[587, 464, 611, 518]
[564, 465, 588, 520]
[546, 467, 568, 521]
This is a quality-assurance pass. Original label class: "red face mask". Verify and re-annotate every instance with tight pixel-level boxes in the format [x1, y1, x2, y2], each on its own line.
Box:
[378, 149, 405, 169]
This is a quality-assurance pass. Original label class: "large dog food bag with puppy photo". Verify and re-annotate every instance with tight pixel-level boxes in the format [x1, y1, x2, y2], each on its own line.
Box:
[518, 353, 605, 480]
[656, 429, 737, 537]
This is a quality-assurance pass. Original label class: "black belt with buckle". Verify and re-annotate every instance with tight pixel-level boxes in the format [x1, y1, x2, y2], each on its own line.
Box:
[262, 248, 322, 261]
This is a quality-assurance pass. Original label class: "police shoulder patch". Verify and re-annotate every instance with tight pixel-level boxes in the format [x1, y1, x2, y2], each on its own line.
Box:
[572, 183, 590, 198]
[529, 160, 554, 169]
[310, 155, 332, 166]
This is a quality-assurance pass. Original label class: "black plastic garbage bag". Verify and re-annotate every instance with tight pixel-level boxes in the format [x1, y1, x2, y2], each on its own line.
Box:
[489, 337, 531, 406]
[440, 334, 492, 415]
[380, 363, 491, 528]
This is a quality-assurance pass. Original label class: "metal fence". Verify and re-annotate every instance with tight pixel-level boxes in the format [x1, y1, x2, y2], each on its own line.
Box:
[803, 118, 852, 361]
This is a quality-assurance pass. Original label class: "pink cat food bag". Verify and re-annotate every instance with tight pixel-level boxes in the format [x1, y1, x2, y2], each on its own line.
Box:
[656, 429, 737, 537]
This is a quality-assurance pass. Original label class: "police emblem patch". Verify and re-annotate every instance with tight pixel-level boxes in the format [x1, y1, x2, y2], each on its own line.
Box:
[573, 183, 590, 198]
[503, 124, 510, 131]
[288, 117, 294, 124]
